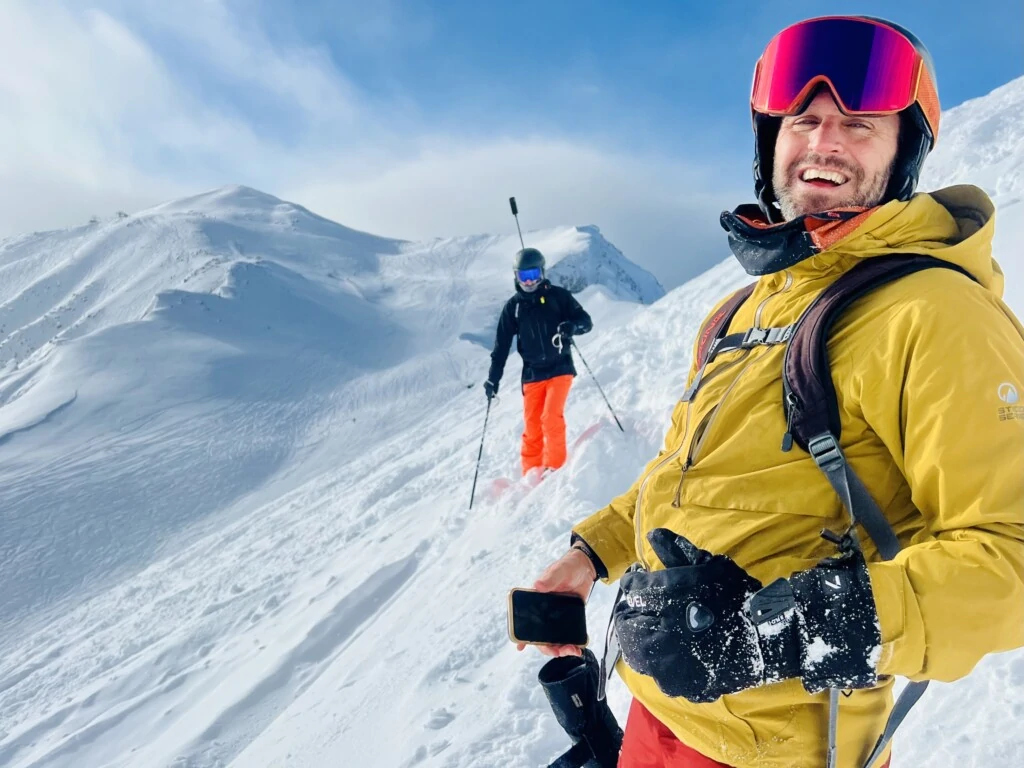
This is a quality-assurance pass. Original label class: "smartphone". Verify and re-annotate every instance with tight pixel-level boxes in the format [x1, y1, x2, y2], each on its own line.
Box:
[507, 588, 588, 647]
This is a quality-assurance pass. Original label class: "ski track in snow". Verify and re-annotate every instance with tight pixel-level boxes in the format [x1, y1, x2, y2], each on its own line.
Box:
[2, 77, 1024, 767]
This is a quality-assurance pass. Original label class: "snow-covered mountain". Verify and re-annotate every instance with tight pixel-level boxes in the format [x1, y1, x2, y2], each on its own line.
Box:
[921, 74, 1024, 309]
[0, 182, 665, 768]
[0, 185, 662, 373]
[1, 77, 1022, 768]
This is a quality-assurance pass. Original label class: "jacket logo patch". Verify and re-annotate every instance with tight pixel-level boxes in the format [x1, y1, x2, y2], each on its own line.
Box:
[998, 383, 1019, 404]
[998, 406, 1024, 422]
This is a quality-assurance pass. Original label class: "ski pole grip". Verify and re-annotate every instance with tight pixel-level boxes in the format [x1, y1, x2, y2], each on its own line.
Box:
[509, 197, 518, 215]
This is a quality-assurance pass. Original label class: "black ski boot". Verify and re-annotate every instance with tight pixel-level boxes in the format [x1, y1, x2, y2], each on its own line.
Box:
[538, 649, 622, 768]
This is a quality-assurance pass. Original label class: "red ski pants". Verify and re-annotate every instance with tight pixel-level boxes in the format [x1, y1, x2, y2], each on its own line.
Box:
[521, 374, 573, 474]
[618, 700, 890, 768]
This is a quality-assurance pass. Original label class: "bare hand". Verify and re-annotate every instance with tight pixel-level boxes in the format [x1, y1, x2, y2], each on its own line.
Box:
[516, 548, 597, 658]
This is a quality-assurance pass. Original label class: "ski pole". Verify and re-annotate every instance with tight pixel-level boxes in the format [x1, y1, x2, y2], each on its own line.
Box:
[571, 338, 625, 432]
[469, 397, 493, 509]
[509, 197, 526, 249]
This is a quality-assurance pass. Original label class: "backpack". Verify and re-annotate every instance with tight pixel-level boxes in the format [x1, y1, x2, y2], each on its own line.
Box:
[684, 253, 974, 768]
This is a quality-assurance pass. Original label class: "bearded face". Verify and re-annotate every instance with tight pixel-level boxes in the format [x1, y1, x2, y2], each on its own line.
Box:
[772, 90, 901, 221]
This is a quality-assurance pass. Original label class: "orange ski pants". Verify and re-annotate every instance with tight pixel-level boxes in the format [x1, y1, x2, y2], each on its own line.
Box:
[521, 374, 573, 475]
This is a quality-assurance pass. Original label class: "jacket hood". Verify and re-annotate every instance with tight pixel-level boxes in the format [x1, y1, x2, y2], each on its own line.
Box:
[721, 185, 1005, 299]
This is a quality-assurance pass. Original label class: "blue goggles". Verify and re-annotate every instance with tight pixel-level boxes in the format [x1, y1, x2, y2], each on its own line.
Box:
[516, 267, 543, 283]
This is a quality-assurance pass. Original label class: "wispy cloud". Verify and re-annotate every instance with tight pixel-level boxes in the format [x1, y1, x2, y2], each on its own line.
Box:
[0, 0, 742, 287]
[290, 136, 739, 286]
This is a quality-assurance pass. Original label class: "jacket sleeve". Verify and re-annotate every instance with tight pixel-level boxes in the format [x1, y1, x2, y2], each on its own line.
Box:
[487, 300, 517, 386]
[564, 290, 593, 335]
[864, 280, 1024, 682]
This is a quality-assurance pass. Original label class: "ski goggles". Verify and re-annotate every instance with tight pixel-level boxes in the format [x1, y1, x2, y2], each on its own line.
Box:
[516, 267, 543, 283]
[751, 16, 935, 120]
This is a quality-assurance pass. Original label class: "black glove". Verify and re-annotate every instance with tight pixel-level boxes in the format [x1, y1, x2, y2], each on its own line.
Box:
[557, 321, 576, 339]
[614, 528, 881, 703]
[483, 380, 498, 400]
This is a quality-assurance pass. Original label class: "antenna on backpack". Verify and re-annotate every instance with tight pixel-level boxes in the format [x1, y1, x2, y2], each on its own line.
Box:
[509, 197, 525, 250]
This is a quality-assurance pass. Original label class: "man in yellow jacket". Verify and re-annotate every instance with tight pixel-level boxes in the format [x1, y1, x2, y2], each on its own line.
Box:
[523, 15, 1024, 768]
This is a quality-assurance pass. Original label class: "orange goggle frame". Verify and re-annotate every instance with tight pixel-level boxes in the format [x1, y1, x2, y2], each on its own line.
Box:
[751, 16, 939, 141]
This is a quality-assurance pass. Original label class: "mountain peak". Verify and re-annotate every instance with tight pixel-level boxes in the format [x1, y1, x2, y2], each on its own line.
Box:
[148, 185, 295, 216]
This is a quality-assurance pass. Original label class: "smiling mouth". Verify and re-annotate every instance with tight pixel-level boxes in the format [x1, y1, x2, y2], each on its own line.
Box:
[799, 168, 850, 188]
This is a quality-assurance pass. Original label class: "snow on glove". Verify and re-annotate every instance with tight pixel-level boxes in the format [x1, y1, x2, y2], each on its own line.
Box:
[614, 529, 778, 702]
[614, 529, 882, 703]
[483, 380, 498, 400]
[781, 548, 882, 693]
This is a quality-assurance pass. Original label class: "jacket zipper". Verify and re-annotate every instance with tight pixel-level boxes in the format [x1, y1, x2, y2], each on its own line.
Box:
[671, 420, 706, 507]
[633, 350, 753, 568]
[670, 352, 759, 508]
[632, 405, 694, 564]
[633, 271, 795, 569]
[755, 270, 793, 327]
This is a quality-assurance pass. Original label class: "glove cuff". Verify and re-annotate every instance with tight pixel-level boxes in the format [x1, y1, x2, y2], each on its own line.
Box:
[790, 552, 882, 693]
[749, 579, 802, 684]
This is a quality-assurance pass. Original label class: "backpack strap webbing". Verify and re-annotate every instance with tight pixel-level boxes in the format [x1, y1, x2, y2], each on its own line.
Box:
[781, 254, 976, 768]
[782, 254, 975, 453]
[683, 284, 755, 401]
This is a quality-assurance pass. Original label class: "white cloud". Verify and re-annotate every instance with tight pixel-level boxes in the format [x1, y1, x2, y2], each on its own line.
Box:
[0, 0, 743, 288]
[288, 138, 740, 287]
[0, 1, 265, 230]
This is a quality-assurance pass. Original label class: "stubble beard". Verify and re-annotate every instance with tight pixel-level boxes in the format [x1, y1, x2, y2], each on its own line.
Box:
[773, 154, 893, 221]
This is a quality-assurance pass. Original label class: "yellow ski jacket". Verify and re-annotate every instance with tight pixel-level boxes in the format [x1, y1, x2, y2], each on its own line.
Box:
[573, 186, 1024, 768]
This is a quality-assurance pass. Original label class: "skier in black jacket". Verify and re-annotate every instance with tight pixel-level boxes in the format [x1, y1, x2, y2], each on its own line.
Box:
[485, 247, 593, 476]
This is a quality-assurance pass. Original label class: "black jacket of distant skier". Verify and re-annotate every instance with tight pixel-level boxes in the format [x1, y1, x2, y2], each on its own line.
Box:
[488, 280, 593, 388]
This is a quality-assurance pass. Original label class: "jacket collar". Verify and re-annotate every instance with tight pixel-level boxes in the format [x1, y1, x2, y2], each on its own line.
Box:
[720, 186, 1001, 297]
[719, 205, 869, 276]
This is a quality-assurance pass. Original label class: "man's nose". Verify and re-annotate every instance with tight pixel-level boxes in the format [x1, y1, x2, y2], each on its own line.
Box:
[806, 121, 846, 154]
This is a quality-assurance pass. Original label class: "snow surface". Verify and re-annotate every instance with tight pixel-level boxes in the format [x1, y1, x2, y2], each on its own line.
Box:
[921, 75, 1024, 310]
[1, 77, 1022, 768]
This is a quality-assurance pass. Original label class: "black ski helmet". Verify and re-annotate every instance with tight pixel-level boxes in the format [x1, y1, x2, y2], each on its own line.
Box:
[513, 248, 546, 292]
[751, 16, 941, 223]
[514, 247, 546, 272]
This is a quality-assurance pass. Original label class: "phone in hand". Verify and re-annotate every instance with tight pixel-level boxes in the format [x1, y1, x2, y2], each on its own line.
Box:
[507, 588, 588, 647]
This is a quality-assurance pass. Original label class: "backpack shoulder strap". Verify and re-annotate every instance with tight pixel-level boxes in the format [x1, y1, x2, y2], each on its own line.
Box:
[782, 254, 974, 454]
[697, 284, 756, 363]
[780, 254, 976, 768]
[682, 283, 756, 401]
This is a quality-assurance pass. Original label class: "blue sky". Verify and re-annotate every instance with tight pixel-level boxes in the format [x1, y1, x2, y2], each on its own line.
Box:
[249, 0, 1023, 153]
[2, 0, 1021, 287]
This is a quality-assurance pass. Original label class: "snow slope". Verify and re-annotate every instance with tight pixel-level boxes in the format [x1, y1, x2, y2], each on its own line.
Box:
[921, 74, 1024, 309]
[1, 78, 1022, 768]
[0, 186, 662, 630]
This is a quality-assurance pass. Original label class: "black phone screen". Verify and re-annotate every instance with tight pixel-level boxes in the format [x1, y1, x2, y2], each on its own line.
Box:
[509, 589, 587, 646]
